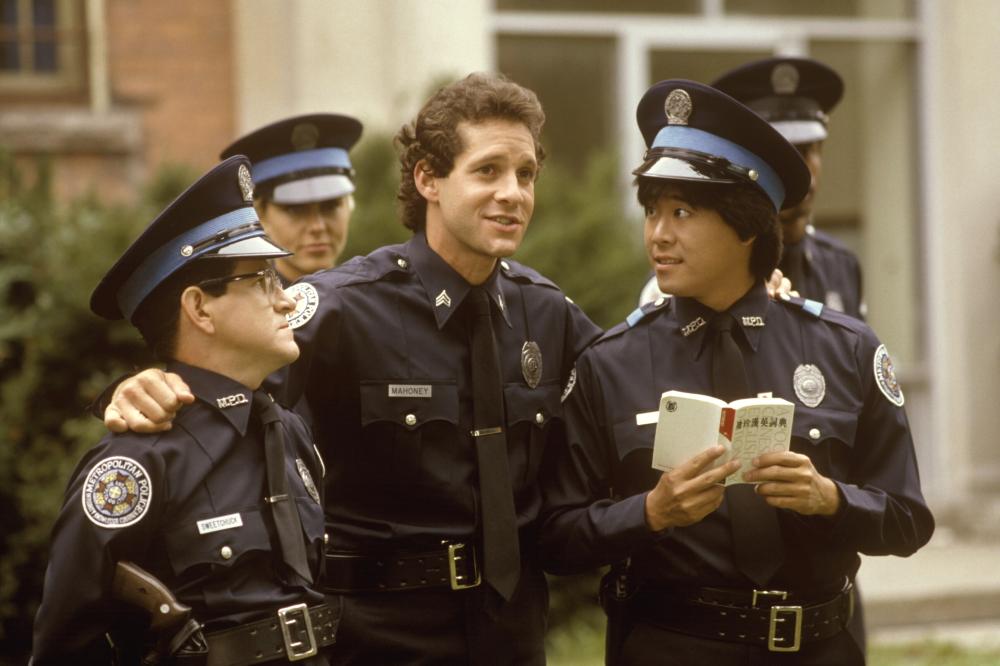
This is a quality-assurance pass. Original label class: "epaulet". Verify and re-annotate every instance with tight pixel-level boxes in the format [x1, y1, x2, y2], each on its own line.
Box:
[497, 258, 559, 291]
[601, 295, 671, 342]
[777, 293, 825, 318]
[306, 243, 409, 288]
[776, 293, 868, 332]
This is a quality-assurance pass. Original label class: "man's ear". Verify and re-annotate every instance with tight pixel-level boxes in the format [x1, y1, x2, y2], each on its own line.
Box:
[179, 286, 216, 335]
[413, 159, 439, 203]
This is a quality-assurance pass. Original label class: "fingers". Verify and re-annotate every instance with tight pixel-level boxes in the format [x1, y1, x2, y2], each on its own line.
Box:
[164, 372, 195, 404]
[104, 368, 189, 433]
[675, 445, 727, 478]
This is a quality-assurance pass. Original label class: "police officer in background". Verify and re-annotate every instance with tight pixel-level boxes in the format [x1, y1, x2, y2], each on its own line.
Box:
[221, 113, 363, 285]
[32, 157, 334, 664]
[713, 56, 866, 319]
[540, 80, 933, 664]
[100, 73, 602, 664]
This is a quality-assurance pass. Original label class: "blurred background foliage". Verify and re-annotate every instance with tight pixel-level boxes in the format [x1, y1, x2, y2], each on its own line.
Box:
[0, 136, 646, 661]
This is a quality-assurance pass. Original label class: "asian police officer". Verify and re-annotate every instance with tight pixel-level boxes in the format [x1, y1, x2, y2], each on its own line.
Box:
[539, 80, 933, 665]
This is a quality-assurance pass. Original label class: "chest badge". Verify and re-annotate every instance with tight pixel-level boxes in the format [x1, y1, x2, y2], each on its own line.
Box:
[521, 341, 542, 389]
[793, 364, 826, 408]
[296, 458, 321, 505]
[435, 289, 452, 308]
[873, 344, 905, 406]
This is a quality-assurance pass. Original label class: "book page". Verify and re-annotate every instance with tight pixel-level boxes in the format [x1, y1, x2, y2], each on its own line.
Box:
[652, 391, 727, 473]
[725, 399, 795, 485]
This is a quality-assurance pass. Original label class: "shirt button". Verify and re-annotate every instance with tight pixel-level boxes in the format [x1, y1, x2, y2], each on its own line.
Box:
[500, 260, 510, 271]
[405, 414, 417, 426]
[809, 428, 821, 440]
[396, 258, 408, 269]
[535, 412, 544, 424]
[323, 533, 330, 545]
[220, 545, 233, 560]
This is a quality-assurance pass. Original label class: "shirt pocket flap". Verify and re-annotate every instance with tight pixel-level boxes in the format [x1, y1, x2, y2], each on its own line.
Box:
[612, 416, 654, 462]
[164, 508, 271, 576]
[359, 381, 459, 431]
[504, 382, 563, 427]
[793, 406, 858, 447]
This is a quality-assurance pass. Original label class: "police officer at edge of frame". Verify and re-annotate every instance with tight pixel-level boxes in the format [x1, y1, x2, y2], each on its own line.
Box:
[32, 157, 335, 664]
[221, 113, 363, 286]
[539, 80, 934, 664]
[98, 73, 603, 664]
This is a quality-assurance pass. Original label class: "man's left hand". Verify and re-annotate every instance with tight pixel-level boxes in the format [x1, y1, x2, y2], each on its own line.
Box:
[743, 451, 841, 516]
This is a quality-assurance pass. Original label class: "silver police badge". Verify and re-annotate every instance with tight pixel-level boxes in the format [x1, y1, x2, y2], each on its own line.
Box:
[237, 164, 254, 202]
[873, 344, 905, 406]
[296, 458, 321, 505]
[521, 341, 542, 389]
[793, 364, 826, 408]
[664, 89, 692, 125]
[772, 63, 800, 95]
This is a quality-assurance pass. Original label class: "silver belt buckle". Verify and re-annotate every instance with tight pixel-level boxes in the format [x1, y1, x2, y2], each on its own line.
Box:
[444, 541, 481, 590]
[767, 605, 803, 652]
[277, 603, 318, 661]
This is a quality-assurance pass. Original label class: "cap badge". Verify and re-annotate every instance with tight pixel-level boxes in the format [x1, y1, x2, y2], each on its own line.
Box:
[237, 164, 254, 202]
[521, 341, 543, 389]
[793, 363, 826, 408]
[664, 89, 693, 126]
[291, 122, 320, 151]
[873, 344, 905, 406]
[296, 458, 322, 505]
[771, 63, 800, 95]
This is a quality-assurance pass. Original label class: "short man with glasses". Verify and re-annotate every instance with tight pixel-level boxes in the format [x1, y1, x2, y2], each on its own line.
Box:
[32, 157, 336, 665]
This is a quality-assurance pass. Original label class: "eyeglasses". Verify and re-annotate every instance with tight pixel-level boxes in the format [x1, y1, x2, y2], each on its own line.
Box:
[197, 266, 284, 303]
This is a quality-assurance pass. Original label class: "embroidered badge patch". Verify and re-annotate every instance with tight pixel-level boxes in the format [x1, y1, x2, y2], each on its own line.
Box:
[561, 367, 577, 403]
[286, 282, 319, 330]
[521, 341, 542, 389]
[793, 364, 826, 408]
[297, 458, 321, 504]
[873, 344, 904, 406]
[81, 456, 152, 529]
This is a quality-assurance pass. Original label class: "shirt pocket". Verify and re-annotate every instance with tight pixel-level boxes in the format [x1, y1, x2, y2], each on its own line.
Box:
[610, 416, 660, 495]
[791, 405, 858, 478]
[504, 381, 563, 486]
[358, 380, 460, 485]
[163, 507, 272, 578]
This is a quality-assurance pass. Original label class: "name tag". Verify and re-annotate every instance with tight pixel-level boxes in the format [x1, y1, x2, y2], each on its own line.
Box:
[388, 384, 432, 398]
[197, 513, 243, 534]
[636, 411, 658, 426]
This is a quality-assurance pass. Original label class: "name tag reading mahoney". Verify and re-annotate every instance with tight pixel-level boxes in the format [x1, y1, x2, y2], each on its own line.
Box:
[388, 384, 432, 398]
[197, 513, 243, 535]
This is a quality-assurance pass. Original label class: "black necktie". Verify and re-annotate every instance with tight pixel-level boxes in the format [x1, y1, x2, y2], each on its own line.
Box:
[467, 287, 520, 601]
[709, 314, 785, 586]
[252, 390, 313, 584]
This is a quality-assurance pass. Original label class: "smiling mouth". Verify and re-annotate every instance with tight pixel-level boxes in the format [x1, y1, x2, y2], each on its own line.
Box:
[486, 215, 520, 227]
[654, 257, 681, 267]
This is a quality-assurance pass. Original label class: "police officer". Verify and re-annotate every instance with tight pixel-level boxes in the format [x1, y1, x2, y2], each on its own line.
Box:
[713, 56, 866, 319]
[221, 113, 363, 285]
[100, 73, 602, 664]
[539, 80, 934, 664]
[32, 157, 335, 665]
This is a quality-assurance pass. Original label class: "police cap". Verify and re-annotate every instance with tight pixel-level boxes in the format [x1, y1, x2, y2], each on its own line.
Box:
[91, 155, 290, 322]
[220, 113, 363, 205]
[712, 57, 844, 144]
[634, 79, 810, 212]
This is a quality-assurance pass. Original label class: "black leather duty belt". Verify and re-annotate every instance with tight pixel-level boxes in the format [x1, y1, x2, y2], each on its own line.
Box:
[323, 541, 481, 593]
[201, 602, 337, 665]
[634, 579, 854, 653]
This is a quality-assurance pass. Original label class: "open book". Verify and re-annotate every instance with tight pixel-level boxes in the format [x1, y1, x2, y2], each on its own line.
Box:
[651, 390, 794, 485]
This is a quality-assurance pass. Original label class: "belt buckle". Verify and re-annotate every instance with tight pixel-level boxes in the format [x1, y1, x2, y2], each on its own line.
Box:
[444, 542, 481, 590]
[751, 589, 788, 608]
[277, 603, 318, 661]
[767, 605, 802, 652]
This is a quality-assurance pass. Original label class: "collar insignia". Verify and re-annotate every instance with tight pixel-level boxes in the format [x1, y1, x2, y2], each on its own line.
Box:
[741, 315, 765, 327]
[217, 393, 249, 409]
[435, 289, 452, 308]
[681, 316, 706, 337]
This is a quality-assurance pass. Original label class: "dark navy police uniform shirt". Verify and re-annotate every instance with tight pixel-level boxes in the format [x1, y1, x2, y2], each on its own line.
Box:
[781, 225, 865, 320]
[280, 231, 601, 552]
[33, 363, 326, 664]
[539, 283, 933, 592]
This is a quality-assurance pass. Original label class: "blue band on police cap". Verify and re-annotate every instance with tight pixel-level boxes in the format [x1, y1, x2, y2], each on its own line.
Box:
[651, 126, 786, 210]
[117, 207, 260, 320]
[252, 147, 352, 185]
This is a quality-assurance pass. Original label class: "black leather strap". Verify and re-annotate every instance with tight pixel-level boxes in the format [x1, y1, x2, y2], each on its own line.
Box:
[634, 580, 854, 651]
[323, 543, 480, 593]
[198, 603, 337, 666]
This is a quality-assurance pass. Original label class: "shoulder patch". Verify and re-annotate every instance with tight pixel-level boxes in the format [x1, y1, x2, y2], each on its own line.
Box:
[873, 344, 905, 406]
[81, 456, 153, 529]
[286, 282, 319, 330]
[560, 367, 578, 403]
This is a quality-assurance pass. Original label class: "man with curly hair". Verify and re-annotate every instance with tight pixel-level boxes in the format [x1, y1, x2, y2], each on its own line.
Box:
[101, 72, 601, 665]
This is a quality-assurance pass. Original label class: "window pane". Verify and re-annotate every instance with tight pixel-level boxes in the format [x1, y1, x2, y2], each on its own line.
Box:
[1, 0, 17, 26]
[649, 49, 774, 86]
[33, 0, 55, 27]
[33, 37, 54, 70]
[725, 0, 914, 19]
[0, 40, 18, 69]
[497, 34, 617, 171]
[497, 0, 699, 14]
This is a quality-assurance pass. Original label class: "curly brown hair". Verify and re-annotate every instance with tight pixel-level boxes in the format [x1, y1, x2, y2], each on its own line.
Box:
[394, 72, 546, 232]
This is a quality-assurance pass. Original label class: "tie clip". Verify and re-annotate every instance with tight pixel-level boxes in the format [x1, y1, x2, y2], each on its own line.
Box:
[265, 493, 289, 503]
[470, 427, 503, 437]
